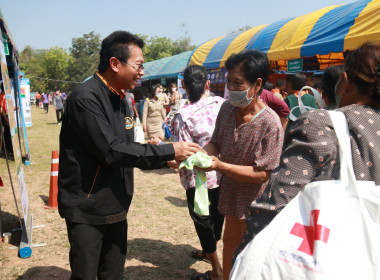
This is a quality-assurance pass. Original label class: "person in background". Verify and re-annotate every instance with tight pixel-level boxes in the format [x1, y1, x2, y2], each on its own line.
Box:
[143, 84, 166, 140]
[169, 82, 181, 108]
[42, 92, 49, 113]
[262, 81, 273, 91]
[259, 87, 290, 129]
[53, 90, 65, 125]
[321, 65, 344, 110]
[200, 50, 284, 279]
[123, 90, 139, 118]
[171, 65, 225, 280]
[35, 92, 41, 108]
[0, 81, 11, 154]
[233, 43, 380, 276]
[272, 78, 287, 100]
[58, 31, 200, 280]
[158, 84, 170, 114]
[284, 73, 319, 125]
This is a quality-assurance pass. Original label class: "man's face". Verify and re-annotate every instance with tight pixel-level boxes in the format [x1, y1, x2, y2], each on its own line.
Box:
[117, 44, 144, 90]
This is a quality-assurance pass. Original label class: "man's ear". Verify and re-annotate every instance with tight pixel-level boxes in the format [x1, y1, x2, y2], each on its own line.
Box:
[109, 57, 120, 73]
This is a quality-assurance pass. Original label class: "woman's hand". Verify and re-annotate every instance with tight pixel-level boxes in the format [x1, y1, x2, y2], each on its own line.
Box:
[147, 135, 161, 145]
[196, 156, 222, 172]
[167, 160, 180, 169]
[143, 125, 147, 132]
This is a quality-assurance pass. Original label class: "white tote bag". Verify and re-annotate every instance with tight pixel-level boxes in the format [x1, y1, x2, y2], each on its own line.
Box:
[231, 111, 380, 280]
[134, 117, 145, 143]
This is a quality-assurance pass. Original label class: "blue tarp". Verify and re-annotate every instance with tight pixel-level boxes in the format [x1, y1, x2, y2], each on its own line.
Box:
[141, 51, 192, 81]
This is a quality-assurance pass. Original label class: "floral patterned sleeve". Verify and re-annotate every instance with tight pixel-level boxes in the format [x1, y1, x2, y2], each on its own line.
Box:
[171, 114, 193, 143]
[209, 102, 224, 146]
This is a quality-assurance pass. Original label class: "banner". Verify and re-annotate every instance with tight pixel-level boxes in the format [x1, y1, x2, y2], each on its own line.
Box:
[20, 78, 32, 127]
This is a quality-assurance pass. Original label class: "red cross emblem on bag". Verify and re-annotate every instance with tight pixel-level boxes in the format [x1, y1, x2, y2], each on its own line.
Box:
[290, 210, 330, 256]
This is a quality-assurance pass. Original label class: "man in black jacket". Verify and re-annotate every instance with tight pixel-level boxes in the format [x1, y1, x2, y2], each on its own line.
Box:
[58, 31, 199, 280]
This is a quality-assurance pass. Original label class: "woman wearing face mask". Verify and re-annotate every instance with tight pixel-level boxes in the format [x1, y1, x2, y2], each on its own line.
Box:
[169, 82, 181, 108]
[200, 50, 284, 280]
[231, 43, 380, 277]
[142, 84, 166, 140]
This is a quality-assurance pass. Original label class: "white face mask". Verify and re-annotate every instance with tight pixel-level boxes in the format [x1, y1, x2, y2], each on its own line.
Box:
[228, 86, 253, 108]
[155, 92, 161, 98]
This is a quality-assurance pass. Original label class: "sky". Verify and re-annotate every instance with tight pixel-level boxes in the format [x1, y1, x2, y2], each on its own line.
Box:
[1, 0, 359, 52]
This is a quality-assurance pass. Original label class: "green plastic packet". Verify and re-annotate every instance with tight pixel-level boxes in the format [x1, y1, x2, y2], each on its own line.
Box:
[179, 152, 212, 216]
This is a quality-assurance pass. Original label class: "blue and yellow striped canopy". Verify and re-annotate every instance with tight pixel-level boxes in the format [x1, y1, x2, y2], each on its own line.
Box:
[189, 0, 380, 69]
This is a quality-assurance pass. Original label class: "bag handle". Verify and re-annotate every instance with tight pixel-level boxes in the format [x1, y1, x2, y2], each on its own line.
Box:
[135, 117, 141, 126]
[327, 111, 359, 194]
[301, 86, 324, 109]
[288, 105, 316, 121]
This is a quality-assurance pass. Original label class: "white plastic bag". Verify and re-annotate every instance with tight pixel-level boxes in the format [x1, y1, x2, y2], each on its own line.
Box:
[134, 117, 145, 143]
[231, 111, 380, 280]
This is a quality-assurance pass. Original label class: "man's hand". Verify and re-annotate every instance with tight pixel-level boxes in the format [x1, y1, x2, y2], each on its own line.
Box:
[172, 142, 200, 161]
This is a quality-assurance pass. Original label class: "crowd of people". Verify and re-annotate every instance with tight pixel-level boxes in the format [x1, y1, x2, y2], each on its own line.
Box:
[32, 90, 67, 124]
[51, 30, 379, 280]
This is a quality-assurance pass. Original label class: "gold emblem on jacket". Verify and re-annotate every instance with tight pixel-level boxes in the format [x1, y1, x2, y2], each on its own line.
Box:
[125, 117, 133, 130]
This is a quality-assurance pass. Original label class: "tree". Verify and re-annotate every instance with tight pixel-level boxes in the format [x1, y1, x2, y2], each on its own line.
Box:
[20, 46, 48, 92]
[68, 31, 101, 85]
[42, 47, 72, 92]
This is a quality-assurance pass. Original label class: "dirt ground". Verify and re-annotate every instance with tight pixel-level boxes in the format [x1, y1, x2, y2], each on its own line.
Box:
[0, 106, 223, 280]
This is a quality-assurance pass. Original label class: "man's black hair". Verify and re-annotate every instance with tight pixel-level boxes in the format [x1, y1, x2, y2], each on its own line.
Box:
[225, 50, 270, 88]
[98, 31, 145, 73]
[291, 73, 307, 91]
[275, 78, 286, 88]
[263, 81, 274, 91]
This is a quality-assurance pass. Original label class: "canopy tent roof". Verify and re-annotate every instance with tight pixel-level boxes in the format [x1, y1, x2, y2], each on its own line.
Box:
[141, 50, 192, 81]
[189, 0, 380, 70]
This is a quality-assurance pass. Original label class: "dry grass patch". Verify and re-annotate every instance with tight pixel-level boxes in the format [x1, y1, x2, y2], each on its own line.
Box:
[0, 106, 222, 280]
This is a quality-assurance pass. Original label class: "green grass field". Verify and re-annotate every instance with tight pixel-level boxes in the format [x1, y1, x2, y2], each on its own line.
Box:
[0, 106, 222, 279]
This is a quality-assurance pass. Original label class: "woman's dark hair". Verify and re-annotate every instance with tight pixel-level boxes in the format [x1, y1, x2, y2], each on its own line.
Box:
[151, 84, 161, 98]
[183, 65, 208, 103]
[321, 65, 343, 105]
[344, 43, 380, 103]
[98, 31, 145, 73]
[291, 73, 307, 91]
[225, 50, 270, 91]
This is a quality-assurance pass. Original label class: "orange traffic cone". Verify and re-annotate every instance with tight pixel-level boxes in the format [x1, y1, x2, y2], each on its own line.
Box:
[46, 150, 59, 209]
